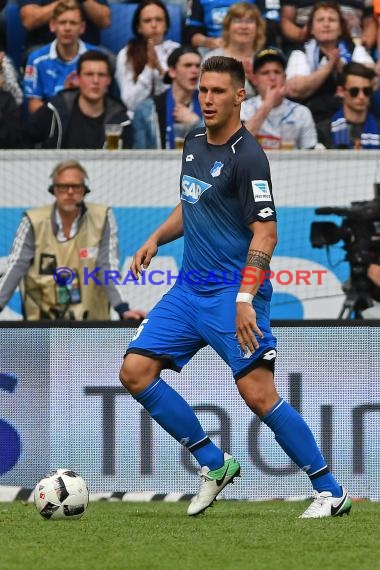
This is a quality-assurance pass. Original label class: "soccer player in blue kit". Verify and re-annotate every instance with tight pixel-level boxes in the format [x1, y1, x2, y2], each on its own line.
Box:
[119, 56, 352, 518]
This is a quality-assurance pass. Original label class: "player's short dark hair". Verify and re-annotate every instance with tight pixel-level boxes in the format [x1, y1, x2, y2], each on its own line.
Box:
[201, 56, 245, 88]
[77, 50, 111, 76]
[339, 62, 376, 87]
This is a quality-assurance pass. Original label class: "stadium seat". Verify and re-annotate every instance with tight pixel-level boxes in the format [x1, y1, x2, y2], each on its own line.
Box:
[100, 3, 183, 55]
[6, 4, 27, 71]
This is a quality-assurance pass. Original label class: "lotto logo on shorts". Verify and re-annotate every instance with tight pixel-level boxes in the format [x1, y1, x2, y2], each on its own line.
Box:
[262, 349, 277, 360]
[251, 180, 272, 202]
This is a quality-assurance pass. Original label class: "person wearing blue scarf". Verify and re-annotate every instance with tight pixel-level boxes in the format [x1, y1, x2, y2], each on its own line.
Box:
[133, 46, 203, 149]
[317, 62, 380, 149]
[286, 1, 374, 123]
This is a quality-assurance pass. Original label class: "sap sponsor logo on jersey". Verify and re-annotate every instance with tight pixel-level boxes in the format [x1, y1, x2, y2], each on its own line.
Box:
[181, 175, 212, 204]
[252, 180, 272, 202]
[210, 161, 224, 178]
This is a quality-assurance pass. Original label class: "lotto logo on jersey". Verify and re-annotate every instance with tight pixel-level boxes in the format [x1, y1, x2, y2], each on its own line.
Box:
[181, 175, 212, 204]
[252, 180, 272, 202]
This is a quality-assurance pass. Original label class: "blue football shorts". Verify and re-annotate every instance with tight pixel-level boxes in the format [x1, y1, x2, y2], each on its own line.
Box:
[126, 284, 277, 380]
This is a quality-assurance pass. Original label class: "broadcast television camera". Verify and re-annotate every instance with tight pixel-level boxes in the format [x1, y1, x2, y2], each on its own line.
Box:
[310, 184, 380, 318]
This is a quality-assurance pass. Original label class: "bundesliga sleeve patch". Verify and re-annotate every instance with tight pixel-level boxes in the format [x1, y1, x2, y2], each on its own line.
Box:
[25, 65, 36, 81]
[251, 180, 272, 202]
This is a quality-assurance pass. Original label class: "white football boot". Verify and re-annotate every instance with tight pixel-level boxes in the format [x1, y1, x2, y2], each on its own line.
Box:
[299, 487, 352, 518]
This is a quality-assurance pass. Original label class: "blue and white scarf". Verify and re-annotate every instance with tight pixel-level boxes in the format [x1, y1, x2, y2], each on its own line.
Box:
[331, 106, 380, 149]
[165, 88, 202, 149]
[304, 38, 353, 71]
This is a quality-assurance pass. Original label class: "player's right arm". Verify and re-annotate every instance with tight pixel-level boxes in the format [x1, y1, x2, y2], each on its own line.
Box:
[130, 203, 183, 279]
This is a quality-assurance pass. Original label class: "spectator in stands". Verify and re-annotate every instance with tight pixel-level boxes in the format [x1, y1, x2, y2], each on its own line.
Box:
[286, 1, 375, 124]
[317, 61, 380, 148]
[133, 45, 203, 149]
[0, 1, 7, 52]
[0, 52, 23, 107]
[184, 0, 281, 53]
[115, 0, 180, 113]
[25, 50, 133, 148]
[0, 87, 24, 148]
[24, 0, 98, 114]
[371, 0, 380, 123]
[281, 0, 377, 55]
[374, 0, 380, 75]
[19, 0, 110, 52]
[0, 159, 146, 321]
[203, 2, 266, 99]
[241, 47, 317, 149]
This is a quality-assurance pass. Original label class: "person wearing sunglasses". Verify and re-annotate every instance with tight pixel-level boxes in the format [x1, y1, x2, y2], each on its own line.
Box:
[317, 61, 380, 148]
[285, 1, 374, 125]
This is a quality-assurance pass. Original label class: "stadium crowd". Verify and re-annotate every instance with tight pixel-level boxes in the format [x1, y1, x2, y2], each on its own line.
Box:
[0, 0, 379, 149]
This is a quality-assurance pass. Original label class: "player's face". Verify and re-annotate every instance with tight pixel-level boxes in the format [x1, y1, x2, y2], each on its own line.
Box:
[50, 9, 85, 46]
[198, 71, 245, 132]
[137, 4, 167, 44]
[53, 168, 86, 215]
[170, 53, 201, 91]
[77, 61, 111, 102]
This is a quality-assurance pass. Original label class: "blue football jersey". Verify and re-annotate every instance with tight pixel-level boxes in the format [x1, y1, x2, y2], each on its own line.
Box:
[179, 125, 277, 298]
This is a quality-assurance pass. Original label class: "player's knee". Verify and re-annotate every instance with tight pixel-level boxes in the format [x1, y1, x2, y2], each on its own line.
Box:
[119, 353, 160, 394]
[242, 391, 268, 416]
[237, 368, 278, 416]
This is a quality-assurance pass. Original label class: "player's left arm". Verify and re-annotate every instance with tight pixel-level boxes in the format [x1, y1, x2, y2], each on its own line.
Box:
[236, 220, 277, 355]
[234, 144, 277, 354]
[98, 209, 146, 320]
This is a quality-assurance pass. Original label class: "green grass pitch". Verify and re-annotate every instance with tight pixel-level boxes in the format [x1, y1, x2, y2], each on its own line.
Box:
[1, 500, 379, 570]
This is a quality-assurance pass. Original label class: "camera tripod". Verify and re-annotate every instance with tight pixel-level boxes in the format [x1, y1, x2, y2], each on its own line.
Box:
[338, 281, 375, 319]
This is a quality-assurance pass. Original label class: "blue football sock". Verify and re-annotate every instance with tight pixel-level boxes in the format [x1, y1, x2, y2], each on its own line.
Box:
[134, 378, 224, 470]
[262, 399, 341, 496]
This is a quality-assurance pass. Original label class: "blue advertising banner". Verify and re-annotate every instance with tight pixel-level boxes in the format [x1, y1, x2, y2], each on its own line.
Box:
[0, 150, 378, 319]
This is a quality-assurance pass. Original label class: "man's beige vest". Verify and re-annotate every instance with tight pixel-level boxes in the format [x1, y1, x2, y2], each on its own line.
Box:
[22, 203, 110, 320]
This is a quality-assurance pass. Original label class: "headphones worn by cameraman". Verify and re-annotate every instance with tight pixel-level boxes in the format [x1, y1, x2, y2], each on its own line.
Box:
[47, 160, 91, 195]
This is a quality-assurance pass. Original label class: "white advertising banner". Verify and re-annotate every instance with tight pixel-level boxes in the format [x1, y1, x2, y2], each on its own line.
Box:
[1, 325, 379, 499]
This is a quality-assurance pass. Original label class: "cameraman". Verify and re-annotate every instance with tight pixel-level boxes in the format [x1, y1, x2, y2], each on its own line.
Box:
[360, 264, 380, 318]
[0, 160, 146, 321]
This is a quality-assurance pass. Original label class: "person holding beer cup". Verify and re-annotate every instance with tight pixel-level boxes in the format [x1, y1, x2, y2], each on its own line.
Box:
[25, 50, 134, 149]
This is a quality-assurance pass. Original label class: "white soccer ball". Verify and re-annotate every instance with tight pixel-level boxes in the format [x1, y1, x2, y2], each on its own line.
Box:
[33, 468, 89, 520]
